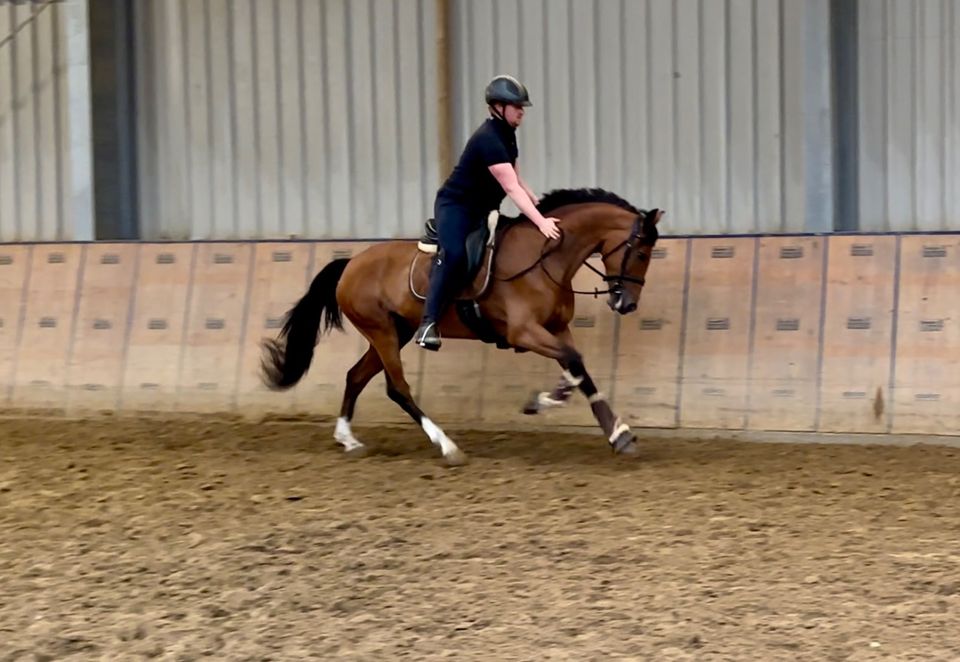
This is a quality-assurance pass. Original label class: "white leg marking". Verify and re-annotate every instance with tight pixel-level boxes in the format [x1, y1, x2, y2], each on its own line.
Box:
[537, 392, 566, 409]
[561, 369, 583, 387]
[421, 417, 461, 457]
[608, 417, 630, 444]
[334, 417, 365, 452]
[588, 392, 606, 404]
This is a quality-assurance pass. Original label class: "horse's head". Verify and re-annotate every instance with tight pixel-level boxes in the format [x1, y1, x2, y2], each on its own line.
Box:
[597, 208, 664, 314]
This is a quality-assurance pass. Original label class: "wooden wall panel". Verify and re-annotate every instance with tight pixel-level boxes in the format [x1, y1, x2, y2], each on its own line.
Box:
[678, 238, 756, 429]
[121, 244, 195, 411]
[819, 236, 897, 432]
[235, 243, 314, 415]
[747, 236, 825, 431]
[4, 235, 958, 439]
[614, 238, 688, 428]
[891, 236, 960, 434]
[177, 243, 253, 412]
[0, 246, 30, 405]
[11, 246, 84, 410]
[66, 245, 138, 411]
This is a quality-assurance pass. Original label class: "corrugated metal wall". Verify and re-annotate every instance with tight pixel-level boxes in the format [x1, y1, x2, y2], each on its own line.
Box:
[134, 0, 439, 241]
[2, 0, 959, 243]
[450, 0, 833, 235]
[0, 0, 90, 242]
[858, 0, 960, 232]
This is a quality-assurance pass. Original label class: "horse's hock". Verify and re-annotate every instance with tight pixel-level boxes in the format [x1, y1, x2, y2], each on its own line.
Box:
[1, 234, 959, 437]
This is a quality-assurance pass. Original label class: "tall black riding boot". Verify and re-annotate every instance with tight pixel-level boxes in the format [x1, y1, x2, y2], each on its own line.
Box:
[415, 254, 452, 351]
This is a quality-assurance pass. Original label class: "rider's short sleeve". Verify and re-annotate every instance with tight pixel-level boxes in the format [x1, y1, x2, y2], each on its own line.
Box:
[476, 133, 511, 167]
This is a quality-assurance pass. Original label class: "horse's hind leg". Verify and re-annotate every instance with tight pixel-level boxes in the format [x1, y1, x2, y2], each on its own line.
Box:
[368, 323, 468, 466]
[334, 346, 383, 455]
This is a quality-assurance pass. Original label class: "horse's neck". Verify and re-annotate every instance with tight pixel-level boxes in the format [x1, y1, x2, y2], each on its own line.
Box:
[551, 207, 625, 283]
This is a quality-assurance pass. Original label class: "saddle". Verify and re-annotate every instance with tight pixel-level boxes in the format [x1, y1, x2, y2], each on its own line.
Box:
[409, 210, 526, 351]
[409, 210, 508, 302]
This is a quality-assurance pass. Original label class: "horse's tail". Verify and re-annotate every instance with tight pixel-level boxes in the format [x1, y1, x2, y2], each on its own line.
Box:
[260, 257, 351, 390]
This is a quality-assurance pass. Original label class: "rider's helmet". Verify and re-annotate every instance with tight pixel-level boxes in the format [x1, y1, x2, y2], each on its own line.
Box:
[485, 75, 532, 107]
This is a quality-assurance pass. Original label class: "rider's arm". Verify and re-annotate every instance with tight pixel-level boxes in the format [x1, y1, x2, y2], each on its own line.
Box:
[488, 163, 549, 225]
[514, 162, 539, 206]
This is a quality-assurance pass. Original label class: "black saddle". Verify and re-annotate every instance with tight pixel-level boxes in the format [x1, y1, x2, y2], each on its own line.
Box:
[418, 212, 507, 283]
[415, 212, 527, 353]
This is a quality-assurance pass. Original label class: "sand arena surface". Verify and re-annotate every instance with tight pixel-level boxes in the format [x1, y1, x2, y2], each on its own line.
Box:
[1, 415, 959, 660]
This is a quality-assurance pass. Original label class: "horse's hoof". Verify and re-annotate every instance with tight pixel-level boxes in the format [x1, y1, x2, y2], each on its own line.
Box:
[443, 449, 469, 467]
[343, 444, 369, 459]
[521, 393, 540, 415]
[610, 431, 639, 456]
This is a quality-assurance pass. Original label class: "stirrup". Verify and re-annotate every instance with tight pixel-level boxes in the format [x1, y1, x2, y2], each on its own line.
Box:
[414, 321, 441, 351]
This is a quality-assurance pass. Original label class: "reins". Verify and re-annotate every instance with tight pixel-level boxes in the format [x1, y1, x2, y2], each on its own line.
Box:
[497, 215, 648, 298]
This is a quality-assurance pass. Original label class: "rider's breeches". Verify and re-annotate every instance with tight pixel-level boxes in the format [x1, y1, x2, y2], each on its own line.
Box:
[423, 200, 481, 322]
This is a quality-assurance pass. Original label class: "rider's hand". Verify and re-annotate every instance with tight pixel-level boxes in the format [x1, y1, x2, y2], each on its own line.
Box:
[536, 217, 561, 240]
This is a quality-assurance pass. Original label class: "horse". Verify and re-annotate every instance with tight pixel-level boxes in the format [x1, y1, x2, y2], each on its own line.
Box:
[261, 187, 663, 466]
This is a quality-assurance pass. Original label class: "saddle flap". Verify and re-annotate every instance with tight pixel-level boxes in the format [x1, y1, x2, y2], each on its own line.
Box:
[464, 225, 490, 280]
[464, 210, 501, 277]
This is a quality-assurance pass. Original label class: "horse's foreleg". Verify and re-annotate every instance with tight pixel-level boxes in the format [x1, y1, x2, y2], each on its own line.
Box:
[521, 370, 579, 414]
[334, 346, 383, 455]
[521, 328, 581, 414]
[510, 323, 637, 455]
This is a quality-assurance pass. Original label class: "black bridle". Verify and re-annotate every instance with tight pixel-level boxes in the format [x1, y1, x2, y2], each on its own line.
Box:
[582, 213, 649, 297]
[501, 210, 656, 298]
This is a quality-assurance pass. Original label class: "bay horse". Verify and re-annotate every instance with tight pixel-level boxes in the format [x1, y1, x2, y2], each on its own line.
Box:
[261, 188, 663, 465]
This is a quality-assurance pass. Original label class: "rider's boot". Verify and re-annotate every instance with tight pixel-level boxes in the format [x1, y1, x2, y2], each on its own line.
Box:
[415, 253, 454, 351]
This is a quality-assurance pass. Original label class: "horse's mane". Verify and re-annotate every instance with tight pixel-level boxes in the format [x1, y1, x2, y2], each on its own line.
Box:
[530, 187, 658, 246]
[536, 187, 646, 216]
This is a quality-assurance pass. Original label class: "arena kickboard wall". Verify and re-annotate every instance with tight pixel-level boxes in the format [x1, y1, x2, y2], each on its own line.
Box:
[0, 235, 957, 437]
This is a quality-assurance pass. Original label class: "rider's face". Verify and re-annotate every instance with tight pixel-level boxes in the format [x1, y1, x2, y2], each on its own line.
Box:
[502, 104, 525, 127]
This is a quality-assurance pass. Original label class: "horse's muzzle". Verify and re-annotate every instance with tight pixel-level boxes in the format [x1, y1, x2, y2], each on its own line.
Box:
[607, 291, 637, 315]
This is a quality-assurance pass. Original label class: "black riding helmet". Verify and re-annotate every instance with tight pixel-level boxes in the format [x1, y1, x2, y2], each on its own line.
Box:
[485, 75, 532, 107]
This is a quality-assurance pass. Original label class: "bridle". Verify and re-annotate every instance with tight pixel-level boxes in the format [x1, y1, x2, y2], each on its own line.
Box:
[581, 212, 650, 297]
[501, 209, 658, 298]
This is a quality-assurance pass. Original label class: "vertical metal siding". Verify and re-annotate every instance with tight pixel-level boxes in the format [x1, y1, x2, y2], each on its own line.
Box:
[135, 0, 438, 241]
[858, 0, 960, 232]
[0, 0, 76, 241]
[450, 0, 834, 235]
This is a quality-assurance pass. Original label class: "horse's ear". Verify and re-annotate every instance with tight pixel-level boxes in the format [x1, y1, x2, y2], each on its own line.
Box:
[647, 208, 664, 225]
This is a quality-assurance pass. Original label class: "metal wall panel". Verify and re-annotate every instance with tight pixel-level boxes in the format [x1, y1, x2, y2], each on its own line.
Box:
[450, 0, 832, 235]
[134, 0, 439, 240]
[858, 0, 960, 231]
[0, 0, 90, 241]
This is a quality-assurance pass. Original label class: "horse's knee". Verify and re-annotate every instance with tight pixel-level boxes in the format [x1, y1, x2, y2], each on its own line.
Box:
[562, 351, 600, 398]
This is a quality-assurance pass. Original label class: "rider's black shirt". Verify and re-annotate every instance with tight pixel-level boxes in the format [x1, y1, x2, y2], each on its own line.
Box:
[437, 117, 518, 215]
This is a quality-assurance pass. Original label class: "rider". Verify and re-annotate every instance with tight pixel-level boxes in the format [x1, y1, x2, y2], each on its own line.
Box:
[413, 74, 562, 351]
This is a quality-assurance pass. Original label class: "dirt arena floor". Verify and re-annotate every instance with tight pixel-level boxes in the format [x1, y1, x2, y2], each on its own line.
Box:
[1, 415, 959, 661]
